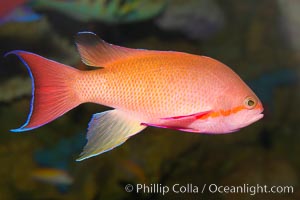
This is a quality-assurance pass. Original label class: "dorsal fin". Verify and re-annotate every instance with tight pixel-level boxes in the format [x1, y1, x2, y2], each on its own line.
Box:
[75, 32, 141, 67]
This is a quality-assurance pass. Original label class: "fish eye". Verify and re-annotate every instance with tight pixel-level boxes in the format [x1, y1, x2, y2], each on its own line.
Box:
[244, 96, 257, 109]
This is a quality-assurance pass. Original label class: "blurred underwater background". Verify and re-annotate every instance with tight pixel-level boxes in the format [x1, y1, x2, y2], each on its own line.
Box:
[0, 0, 299, 199]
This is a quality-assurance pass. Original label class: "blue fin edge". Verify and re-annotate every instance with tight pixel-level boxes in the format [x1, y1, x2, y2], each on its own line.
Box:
[5, 50, 36, 132]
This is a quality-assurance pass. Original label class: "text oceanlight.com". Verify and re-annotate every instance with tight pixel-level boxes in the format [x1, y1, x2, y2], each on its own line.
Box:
[124, 183, 294, 196]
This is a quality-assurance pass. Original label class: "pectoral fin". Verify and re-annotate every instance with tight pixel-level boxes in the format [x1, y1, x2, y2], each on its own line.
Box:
[140, 110, 212, 133]
[141, 123, 199, 133]
[76, 110, 146, 161]
[161, 110, 212, 120]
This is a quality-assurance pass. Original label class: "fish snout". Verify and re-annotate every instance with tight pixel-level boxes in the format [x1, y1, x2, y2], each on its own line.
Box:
[243, 107, 264, 127]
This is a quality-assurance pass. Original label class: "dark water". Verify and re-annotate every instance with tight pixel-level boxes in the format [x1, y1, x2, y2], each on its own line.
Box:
[0, 0, 299, 199]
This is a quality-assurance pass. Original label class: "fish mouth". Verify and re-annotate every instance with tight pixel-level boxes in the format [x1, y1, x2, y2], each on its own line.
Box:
[250, 105, 264, 124]
[253, 113, 264, 122]
[229, 109, 264, 132]
[244, 112, 264, 127]
[247, 113, 264, 125]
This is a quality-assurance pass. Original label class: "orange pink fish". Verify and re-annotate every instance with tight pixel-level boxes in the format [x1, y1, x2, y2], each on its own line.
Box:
[7, 32, 264, 161]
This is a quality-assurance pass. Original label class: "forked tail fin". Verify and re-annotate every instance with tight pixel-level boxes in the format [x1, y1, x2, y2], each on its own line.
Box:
[6, 51, 81, 132]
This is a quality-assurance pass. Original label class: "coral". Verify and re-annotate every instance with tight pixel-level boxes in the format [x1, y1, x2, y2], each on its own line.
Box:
[156, 0, 225, 40]
[32, 0, 167, 24]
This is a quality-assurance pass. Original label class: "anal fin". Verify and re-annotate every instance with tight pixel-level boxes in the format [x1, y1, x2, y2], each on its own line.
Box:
[77, 110, 146, 161]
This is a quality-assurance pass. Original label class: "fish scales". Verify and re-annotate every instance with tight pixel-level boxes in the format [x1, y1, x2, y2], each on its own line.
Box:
[75, 52, 221, 119]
